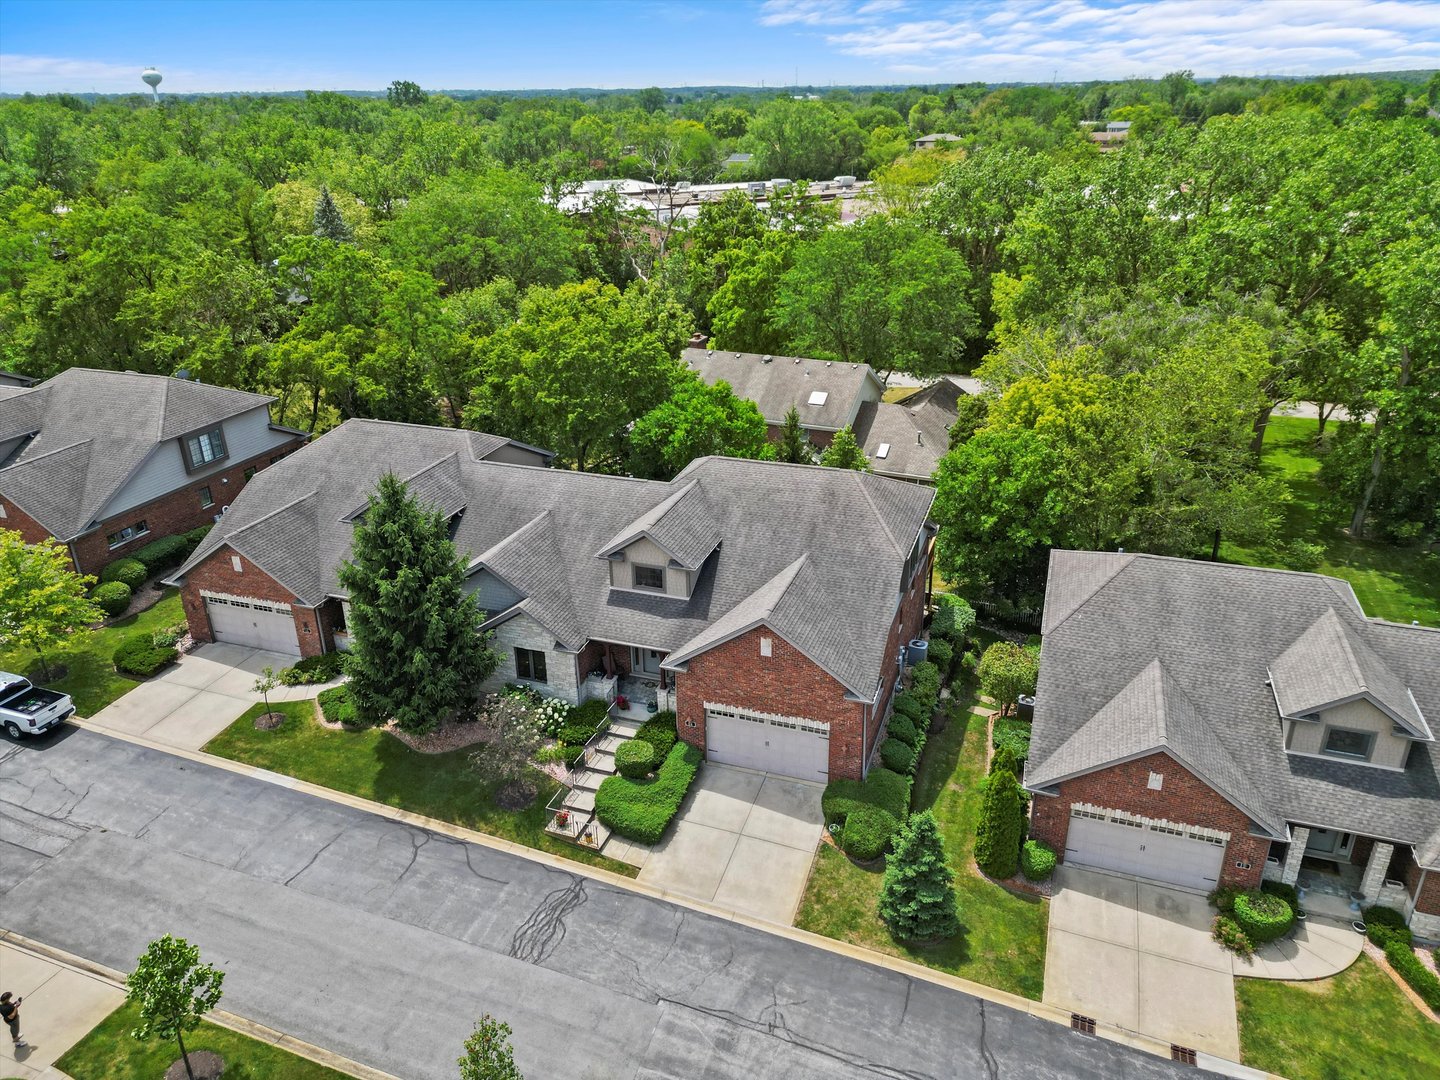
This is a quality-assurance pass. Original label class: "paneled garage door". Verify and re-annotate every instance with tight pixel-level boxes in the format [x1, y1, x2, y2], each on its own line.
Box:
[1065, 805, 1228, 892]
[202, 592, 301, 655]
[705, 704, 829, 782]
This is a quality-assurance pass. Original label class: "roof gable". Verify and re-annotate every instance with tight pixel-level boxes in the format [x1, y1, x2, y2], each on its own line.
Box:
[683, 347, 882, 430]
[594, 481, 722, 570]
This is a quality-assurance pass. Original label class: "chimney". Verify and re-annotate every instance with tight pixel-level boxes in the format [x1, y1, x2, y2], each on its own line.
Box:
[688, 332, 709, 349]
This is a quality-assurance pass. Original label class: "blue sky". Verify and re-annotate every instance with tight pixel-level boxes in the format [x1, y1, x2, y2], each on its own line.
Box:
[1, 0, 1436, 94]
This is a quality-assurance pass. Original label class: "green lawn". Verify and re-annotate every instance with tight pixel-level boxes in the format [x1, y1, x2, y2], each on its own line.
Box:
[0, 590, 187, 717]
[1223, 416, 1440, 626]
[56, 999, 351, 1080]
[795, 694, 1049, 999]
[1236, 953, 1440, 1079]
[205, 700, 637, 877]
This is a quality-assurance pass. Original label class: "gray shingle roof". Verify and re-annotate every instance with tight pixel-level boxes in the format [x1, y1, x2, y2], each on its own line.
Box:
[683, 347, 882, 432]
[594, 481, 722, 569]
[0, 369, 277, 539]
[175, 419, 935, 702]
[1030, 550, 1440, 847]
[850, 385, 961, 481]
[1270, 607, 1430, 738]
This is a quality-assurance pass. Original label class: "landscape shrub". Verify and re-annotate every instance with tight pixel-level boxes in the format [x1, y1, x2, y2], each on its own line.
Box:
[614, 739, 656, 779]
[278, 652, 346, 685]
[1363, 905, 1412, 948]
[1233, 890, 1294, 944]
[892, 692, 927, 727]
[1212, 915, 1254, 958]
[92, 580, 132, 616]
[990, 743, 1024, 777]
[880, 737, 916, 775]
[886, 714, 920, 749]
[317, 685, 356, 725]
[960, 651, 979, 676]
[557, 700, 611, 746]
[926, 637, 953, 675]
[131, 534, 191, 574]
[991, 716, 1032, 760]
[635, 712, 678, 757]
[595, 743, 702, 844]
[113, 633, 177, 677]
[931, 594, 976, 647]
[1384, 940, 1440, 1010]
[841, 805, 899, 861]
[151, 622, 188, 648]
[183, 523, 214, 553]
[1261, 880, 1300, 911]
[529, 696, 573, 736]
[100, 558, 147, 590]
[1208, 885, 1242, 914]
[821, 767, 911, 827]
[974, 770, 1025, 879]
[910, 662, 941, 709]
[1020, 839, 1057, 881]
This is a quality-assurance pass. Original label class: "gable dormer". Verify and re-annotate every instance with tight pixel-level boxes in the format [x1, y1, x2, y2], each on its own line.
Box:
[595, 481, 721, 601]
[1271, 608, 1432, 770]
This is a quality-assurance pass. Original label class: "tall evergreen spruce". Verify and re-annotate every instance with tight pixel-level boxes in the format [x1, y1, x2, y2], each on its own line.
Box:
[879, 810, 960, 941]
[338, 473, 497, 733]
[777, 406, 813, 464]
[313, 185, 354, 243]
[974, 769, 1026, 879]
[819, 425, 870, 470]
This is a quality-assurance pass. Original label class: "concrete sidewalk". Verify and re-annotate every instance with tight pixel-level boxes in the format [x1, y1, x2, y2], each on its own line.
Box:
[85, 642, 339, 751]
[0, 939, 122, 1079]
[1236, 917, 1363, 979]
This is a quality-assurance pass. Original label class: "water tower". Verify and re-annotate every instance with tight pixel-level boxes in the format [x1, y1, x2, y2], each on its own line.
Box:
[141, 67, 162, 103]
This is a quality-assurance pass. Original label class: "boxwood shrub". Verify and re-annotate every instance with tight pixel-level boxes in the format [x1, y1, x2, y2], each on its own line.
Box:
[1233, 890, 1294, 944]
[130, 534, 191, 574]
[910, 662, 941, 708]
[1363, 905, 1412, 948]
[887, 714, 920, 749]
[317, 684, 356, 725]
[892, 692, 927, 728]
[92, 580, 133, 616]
[1261, 880, 1300, 911]
[183, 523, 214, 552]
[100, 557, 147, 590]
[1385, 939, 1440, 1010]
[821, 766, 911, 827]
[595, 743, 702, 844]
[926, 637, 954, 675]
[113, 633, 177, 677]
[1020, 839, 1057, 881]
[880, 737, 916, 775]
[841, 805, 899, 861]
[614, 739, 656, 779]
[635, 711, 678, 757]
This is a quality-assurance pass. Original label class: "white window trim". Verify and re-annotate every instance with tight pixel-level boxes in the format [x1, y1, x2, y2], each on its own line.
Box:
[631, 563, 666, 592]
[106, 521, 150, 549]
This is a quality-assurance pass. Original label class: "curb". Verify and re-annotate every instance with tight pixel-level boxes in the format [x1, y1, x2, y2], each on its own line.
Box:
[0, 931, 399, 1080]
[66, 717, 1272, 1077]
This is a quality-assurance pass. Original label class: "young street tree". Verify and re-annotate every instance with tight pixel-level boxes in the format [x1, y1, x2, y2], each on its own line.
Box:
[338, 474, 499, 733]
[879, 810, 961, 941]
[126, 935, 225, 1080]
[459, 1014, 523, 1080]
[818, 426, 870, 471]
[0, 530, 103, 680]
[312, 185, 354, 243]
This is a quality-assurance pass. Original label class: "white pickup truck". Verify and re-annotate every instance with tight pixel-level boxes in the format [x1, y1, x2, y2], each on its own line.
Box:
[0, 671, 75, 738]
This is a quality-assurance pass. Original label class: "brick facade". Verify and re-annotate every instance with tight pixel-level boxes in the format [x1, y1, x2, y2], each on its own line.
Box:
[878, 540, 933, 737]
[1028, 751, 1270, 890]
[3, 441, 302, 578]
[576, 640, 635, 681]
[180, 544, 323, 657]
[1405, 853, 1440, 917]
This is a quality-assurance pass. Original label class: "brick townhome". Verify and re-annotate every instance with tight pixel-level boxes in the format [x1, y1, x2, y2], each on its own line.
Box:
[1027, 550, 1440, 936]
[0, 369, 306, 575]
[170, 418, 935, 783]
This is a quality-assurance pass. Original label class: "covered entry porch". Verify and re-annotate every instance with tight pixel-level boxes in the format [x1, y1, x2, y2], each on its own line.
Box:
[1266, 825, 1412, 921]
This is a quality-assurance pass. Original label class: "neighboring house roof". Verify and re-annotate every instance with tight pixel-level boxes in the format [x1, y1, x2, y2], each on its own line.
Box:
[914, 133, 964, 145]
[682, 347, 884, 433]
[1028, 550, 1440, 847]
[0, 369, 281, 540]
[174, 418, 935, 702]
[851, 379, 965, 481]
[0, 370, 37, 388]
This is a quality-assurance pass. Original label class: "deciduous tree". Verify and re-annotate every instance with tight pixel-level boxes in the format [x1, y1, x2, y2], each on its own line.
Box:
[628, 374, 769, 478]
[0, 531, 103, 680]
[818, 426, 869, 471]
[458, 1014, 523, 1080]
[126, 935, 225, 1080]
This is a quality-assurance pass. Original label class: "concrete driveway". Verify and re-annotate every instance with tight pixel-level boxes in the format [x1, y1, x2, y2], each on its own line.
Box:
[1044, 866, 1241, 1060]
[86, 642, 329, 751]
[638, 764, 823, 924]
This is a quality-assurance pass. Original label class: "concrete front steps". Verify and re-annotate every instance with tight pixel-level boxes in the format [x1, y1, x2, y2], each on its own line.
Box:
[543, 710, 648, 853]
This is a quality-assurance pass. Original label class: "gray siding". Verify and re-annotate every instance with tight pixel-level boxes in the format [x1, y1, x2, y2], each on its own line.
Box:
[469, 569, 523, 616]
[607, 535, 690, 597]
[1288, 698, 1413, 770]
[482, 443, 551, 468]
[103, 407, 295, 519]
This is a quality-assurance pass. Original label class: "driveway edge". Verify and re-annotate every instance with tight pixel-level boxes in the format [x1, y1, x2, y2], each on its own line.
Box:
[0, 931, 399, 1080]
[68, 718, 1272, 1078]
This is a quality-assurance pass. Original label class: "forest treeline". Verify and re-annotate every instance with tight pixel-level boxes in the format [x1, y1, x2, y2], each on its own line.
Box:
[0, 70, 1435, 606]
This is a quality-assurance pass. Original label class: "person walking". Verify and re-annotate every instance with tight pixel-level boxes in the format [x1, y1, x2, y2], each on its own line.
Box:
[0, 991, 26, 1049]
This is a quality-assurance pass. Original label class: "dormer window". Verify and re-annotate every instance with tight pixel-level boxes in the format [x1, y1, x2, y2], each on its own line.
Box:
[1322, 727, 1375, 761]
[632, 564, 665, 591]
[183, 426, 227, 472]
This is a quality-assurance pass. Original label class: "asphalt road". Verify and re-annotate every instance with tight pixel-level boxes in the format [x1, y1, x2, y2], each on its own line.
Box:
[0, 729, 1205, 1079]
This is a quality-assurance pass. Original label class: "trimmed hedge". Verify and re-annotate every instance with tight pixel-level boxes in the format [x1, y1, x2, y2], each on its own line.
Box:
[92, 581, 133, 616]
[131, 534, 191, 573]
[595, 743, 702, 844]
[1020, 839, 1056, 881]
[317, 684, 356, 725]
[880, 737, 916, 775]
[1233, 890, 1294, 944]
[635, 711, 678, 757]
[931, 594, 976, 646]
[842, 805, 899, 861]
[822, 767, 911, 827]
[926, 637, 954, 674]
[113, 633, 177, 676]
[892, 692, 927, 728]
[1363, 905, 1412, 949]
[910, 662, 941, 709]
[100, 557, 147, 589]
[278, 652, 346, 685]
[614, 739, 656, 779]
[886, 714, 921, 749]
[1261, 879, 1300, 912]
[1385, 939, 1440, 1010]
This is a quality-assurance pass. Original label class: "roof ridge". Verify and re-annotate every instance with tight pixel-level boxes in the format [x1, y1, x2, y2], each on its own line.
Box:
[850, 471, 901, 556]
[0, 435, 93, 471]
[1327, 608, 1369, 694]
[1041, 550, 1137, 636]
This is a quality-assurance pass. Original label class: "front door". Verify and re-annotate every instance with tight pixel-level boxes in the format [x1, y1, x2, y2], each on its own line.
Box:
[1305, 829, 1354, 859]
[631, 647, 663, 678]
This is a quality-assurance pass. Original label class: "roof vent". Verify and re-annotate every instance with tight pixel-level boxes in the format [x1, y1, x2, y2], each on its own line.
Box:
[916, 432, 923, 445]
[734, 352, 742, 358]
[794, 357, 801, 364]
[762, 354, 772, 363]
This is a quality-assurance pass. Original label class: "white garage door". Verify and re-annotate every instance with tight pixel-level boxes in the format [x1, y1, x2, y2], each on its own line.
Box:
[203, 593, 301, 656]
[1065, 805, 1228, 892]
[705, 704, 829, 782]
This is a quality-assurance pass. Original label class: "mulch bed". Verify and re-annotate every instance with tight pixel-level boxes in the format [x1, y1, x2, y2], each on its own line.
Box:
[165, 1051, 225, 1080]
[312, 703, 496, 754]
[252, 711, 286, 731]
[493, 780, 538, 811]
